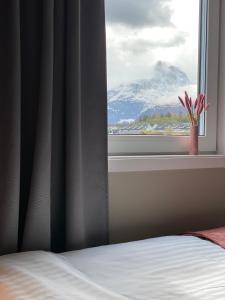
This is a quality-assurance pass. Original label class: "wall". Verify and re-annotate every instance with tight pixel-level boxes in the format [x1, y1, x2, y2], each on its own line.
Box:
[109, 169, 225, 243]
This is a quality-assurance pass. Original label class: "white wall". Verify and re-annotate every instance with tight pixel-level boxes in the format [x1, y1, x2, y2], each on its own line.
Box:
[109, 169, 225, 243]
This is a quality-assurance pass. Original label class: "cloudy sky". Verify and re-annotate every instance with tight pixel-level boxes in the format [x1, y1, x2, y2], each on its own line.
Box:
[105, 0, 200, 89]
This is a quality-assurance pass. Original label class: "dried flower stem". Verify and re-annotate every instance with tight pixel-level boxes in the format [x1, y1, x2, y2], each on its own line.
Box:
[178, 91, 209, 126]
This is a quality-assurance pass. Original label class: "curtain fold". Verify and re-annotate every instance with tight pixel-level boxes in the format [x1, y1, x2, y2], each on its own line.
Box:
[0, 0, 108, 255]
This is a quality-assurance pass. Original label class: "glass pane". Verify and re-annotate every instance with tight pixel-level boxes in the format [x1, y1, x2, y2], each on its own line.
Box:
[106, 0, 200, 135]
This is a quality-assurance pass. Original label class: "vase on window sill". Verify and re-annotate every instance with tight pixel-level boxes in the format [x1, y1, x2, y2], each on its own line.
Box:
[189, 125, 198, 155]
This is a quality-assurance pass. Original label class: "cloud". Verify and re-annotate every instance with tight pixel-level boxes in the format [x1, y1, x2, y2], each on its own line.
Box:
[105, 0, 173, 28]
[122, 33, 187, 55]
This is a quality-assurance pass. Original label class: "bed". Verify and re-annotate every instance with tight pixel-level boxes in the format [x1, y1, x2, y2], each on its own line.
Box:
[1, 235, 225, 299]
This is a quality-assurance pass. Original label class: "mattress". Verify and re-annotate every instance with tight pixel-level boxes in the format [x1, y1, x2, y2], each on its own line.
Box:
[61, 236, 225, 300]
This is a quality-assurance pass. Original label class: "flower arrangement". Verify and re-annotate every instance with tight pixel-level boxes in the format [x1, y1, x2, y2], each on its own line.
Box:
[178, 91, 209, 126]
[178, 91, 209, 155]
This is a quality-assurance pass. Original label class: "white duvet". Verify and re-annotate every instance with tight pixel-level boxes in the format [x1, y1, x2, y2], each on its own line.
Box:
[1, 236, 225, 299]
[0, 251, 128, 300]
[62, 236, 225, 300]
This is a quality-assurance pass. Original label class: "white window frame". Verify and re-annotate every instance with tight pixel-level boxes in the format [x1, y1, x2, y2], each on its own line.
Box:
[108, 0, 220, 156]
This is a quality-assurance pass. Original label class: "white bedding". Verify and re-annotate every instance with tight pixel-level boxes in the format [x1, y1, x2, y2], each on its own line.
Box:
[0, 251, 128, 300]
[1, 236, 225, 299]
[61, 236, 225, 300]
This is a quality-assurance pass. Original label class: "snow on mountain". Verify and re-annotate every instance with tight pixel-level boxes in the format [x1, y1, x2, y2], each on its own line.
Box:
[108, 61, 197, 124]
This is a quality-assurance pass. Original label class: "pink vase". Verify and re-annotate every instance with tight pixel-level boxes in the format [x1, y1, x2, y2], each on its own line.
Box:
[189, 125, 198, 155]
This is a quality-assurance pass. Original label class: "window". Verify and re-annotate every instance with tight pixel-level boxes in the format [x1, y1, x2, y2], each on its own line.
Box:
[106, 0, 220, 155]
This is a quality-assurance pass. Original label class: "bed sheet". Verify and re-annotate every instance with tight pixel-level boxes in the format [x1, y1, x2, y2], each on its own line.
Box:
[61, 236, 225, 300]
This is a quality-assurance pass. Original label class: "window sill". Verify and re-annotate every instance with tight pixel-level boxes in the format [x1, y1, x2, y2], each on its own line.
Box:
[108, 154, 225, 173]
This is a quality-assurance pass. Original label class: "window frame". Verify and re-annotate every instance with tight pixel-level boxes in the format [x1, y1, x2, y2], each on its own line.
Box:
[108, 0, 220, 156]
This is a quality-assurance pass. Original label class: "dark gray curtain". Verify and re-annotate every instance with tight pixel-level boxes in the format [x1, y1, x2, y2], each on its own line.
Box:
[0, 0, 108, 255]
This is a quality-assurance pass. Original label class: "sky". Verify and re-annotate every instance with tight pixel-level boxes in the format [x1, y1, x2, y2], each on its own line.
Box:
[105, 0, 200, 89]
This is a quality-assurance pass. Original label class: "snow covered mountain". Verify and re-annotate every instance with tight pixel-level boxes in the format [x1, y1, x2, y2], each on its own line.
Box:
[108, 61, 197, 124]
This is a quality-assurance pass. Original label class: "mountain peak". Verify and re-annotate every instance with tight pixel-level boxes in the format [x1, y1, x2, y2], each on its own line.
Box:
[153, 61, 190, 85]
[108, 62, 195, 123]
[154, 61, 170, 73]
